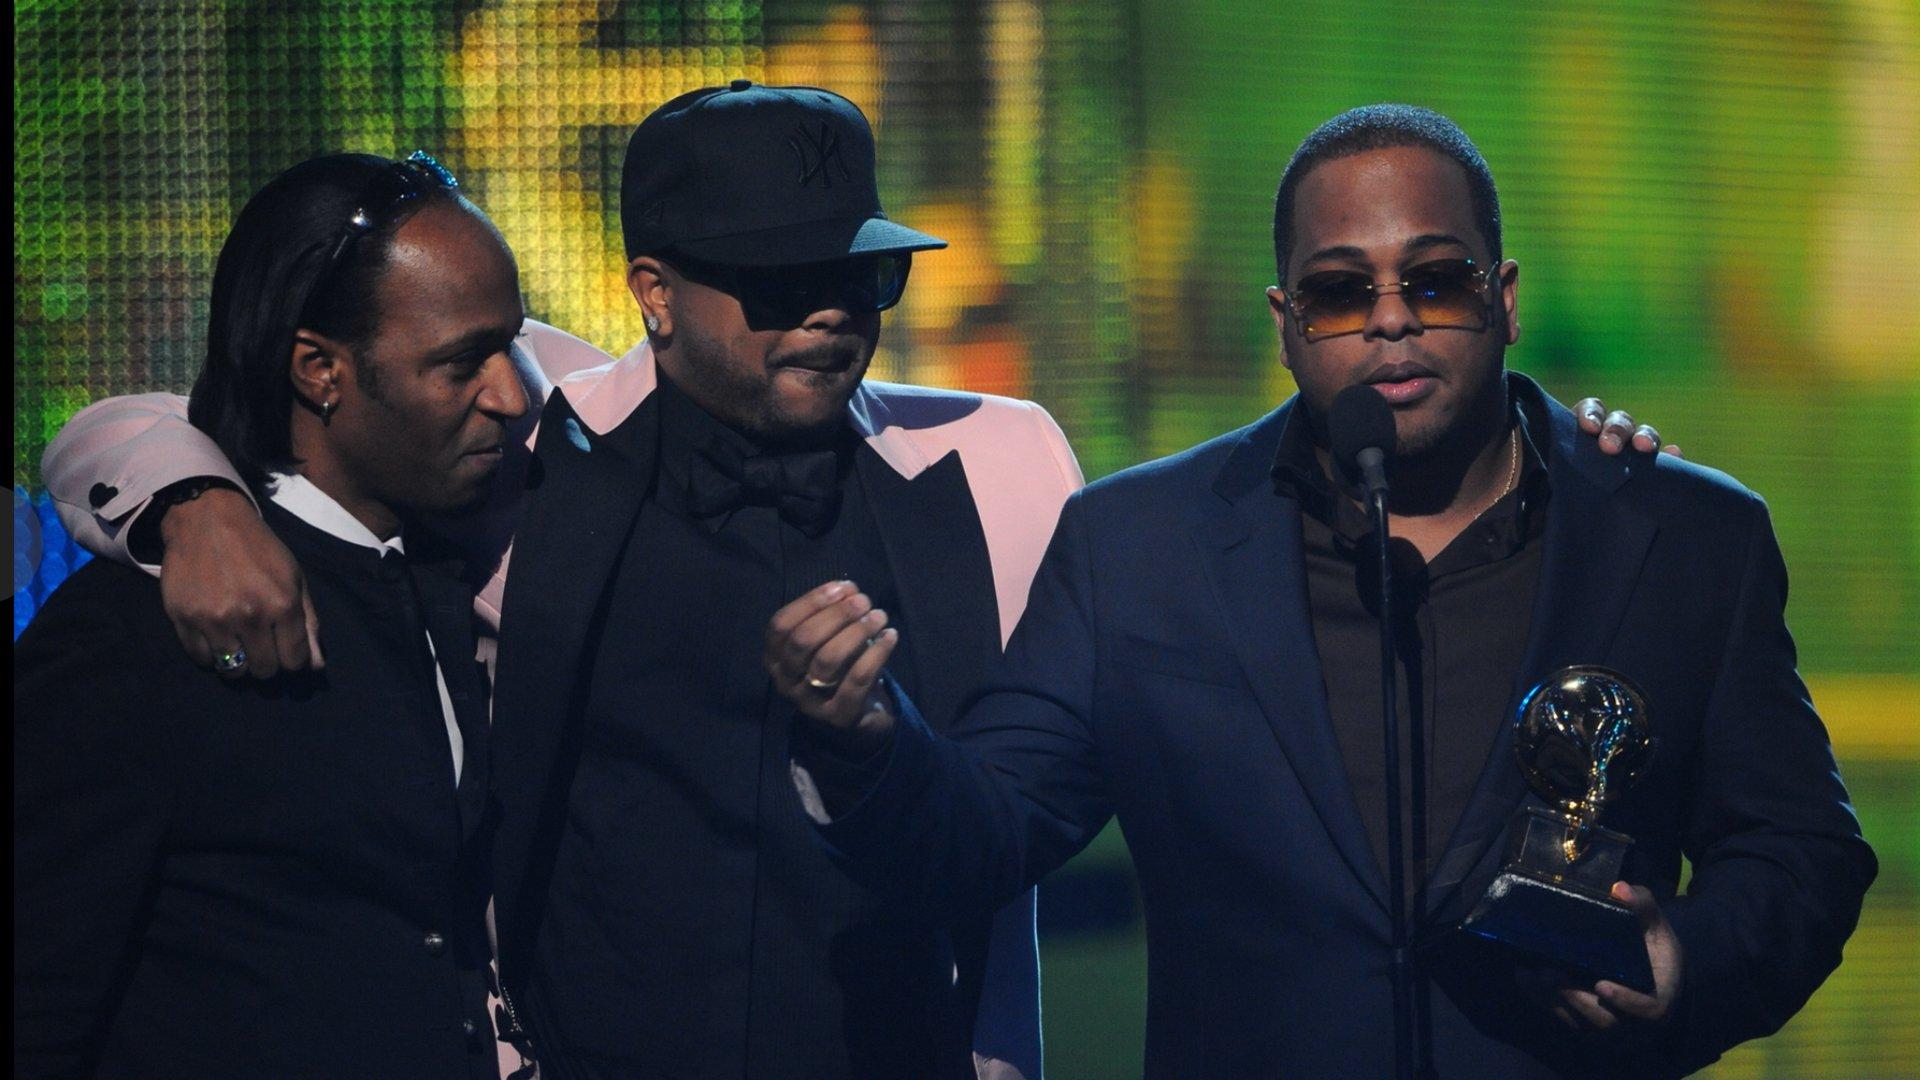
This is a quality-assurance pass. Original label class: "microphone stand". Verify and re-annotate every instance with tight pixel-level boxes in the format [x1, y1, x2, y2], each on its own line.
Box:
[1357, 447, 1434, 1080]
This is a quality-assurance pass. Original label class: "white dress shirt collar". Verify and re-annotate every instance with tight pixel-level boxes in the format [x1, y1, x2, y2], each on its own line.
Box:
[264, 472, 405, 558]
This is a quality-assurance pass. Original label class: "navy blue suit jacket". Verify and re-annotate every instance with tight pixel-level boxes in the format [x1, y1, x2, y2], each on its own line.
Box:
[816, 376, 1874, 1078]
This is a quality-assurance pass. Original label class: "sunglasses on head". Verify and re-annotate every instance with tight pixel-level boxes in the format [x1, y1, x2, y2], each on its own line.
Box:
[1283, 258, 1500, 342]
[325, 150, 460, 269]
[667, 251, 913, 326]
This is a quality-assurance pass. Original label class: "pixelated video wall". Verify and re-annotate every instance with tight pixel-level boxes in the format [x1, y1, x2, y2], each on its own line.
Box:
[13, 3, 1918, 1077]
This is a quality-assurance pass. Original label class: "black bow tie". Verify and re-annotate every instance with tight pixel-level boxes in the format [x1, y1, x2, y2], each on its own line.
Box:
[684, 439, 843, 537]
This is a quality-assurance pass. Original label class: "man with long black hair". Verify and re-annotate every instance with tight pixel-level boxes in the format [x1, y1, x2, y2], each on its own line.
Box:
[14, 152, 528, 1078]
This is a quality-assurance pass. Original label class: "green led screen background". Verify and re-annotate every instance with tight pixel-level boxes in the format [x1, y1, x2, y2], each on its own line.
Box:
[13, 2, 1918, 1076]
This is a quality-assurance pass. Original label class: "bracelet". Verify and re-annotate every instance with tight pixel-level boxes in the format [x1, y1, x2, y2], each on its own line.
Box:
[150, 476, 238, 512]
[129, 477, 239, 564]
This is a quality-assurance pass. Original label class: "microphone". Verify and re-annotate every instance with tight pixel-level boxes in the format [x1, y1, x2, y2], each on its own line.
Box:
[1329, 384, 1396, 499]
[1328, 381, 1430, 1080]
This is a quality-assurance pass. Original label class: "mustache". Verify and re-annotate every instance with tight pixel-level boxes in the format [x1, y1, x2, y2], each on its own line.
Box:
[1364, 342, 1449, 371]
[770, 339, 867, 371]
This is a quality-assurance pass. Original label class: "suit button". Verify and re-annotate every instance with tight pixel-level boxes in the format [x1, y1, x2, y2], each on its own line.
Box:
[88, 482, 119, 510]
[422, 931, 447, 955]
[463, 1018, 479, 1038]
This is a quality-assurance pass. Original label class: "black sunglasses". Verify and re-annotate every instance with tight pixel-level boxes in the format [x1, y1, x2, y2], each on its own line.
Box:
[324, 150, 460, 268]
[667, 251, 913, 326]
[1284, 258, 1500, 342]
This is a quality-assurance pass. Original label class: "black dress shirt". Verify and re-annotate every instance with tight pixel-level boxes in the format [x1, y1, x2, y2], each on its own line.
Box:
[1272, 394, 1552, 913]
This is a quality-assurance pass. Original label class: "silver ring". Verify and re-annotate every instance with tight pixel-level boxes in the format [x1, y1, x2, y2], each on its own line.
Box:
[214, 647, 249, 674]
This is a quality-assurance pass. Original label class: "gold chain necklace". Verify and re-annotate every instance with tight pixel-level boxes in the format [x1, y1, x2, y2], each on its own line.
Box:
[1473, 427, 1521, 522]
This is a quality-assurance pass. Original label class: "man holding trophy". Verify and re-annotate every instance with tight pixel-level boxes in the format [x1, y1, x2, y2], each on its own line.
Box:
[766, 104, 1876, 1076]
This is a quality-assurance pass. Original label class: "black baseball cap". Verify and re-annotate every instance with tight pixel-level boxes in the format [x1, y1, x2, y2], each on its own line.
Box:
[620, 80, 946, 267]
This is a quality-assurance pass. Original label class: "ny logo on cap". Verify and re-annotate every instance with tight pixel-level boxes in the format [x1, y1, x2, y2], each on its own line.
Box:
[787, 123, 853, 188]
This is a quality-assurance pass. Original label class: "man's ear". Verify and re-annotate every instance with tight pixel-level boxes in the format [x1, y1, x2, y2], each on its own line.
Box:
[1498, 259, 1520, 346]
[1265, 286, 1293, 370]
[628, 256, 672, 338]
[290, 329, 347, 414]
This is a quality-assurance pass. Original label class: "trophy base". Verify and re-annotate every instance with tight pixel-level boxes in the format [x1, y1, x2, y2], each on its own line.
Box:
[1459, 870, 1656, 994]
[1456, 807, 1655, 993]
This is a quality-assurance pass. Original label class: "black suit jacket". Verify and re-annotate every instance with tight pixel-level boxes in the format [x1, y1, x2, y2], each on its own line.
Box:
[13, 508, 498, 1080]
[817, 375, 1876, 1077]
[487, 388, 1005, 1077]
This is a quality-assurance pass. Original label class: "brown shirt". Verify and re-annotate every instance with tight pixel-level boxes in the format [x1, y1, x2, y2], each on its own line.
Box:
[1271, 395, 1551, 914]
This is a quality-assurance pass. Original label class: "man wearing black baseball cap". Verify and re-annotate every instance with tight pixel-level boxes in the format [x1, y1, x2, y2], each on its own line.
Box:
[479, 79, 1067, 1080]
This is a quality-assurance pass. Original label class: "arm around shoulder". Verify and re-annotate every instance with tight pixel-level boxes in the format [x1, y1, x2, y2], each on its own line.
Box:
[42, 392, 251, 571]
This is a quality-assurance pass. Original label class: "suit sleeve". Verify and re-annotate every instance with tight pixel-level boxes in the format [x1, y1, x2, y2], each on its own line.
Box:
[971, 888, 1042, 1080]
[13, 582, 178, 1078]
[1662, 493, 1877, 1069]
[816, 489, 1114, 926]
[41, 393, 251, 573]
